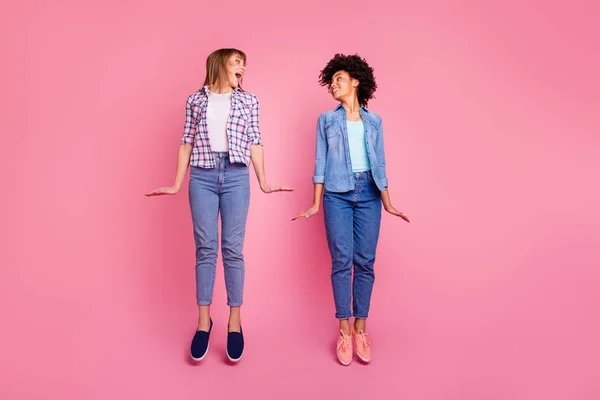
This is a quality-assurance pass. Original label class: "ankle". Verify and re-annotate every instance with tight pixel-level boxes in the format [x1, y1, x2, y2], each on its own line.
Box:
[228, 317, 241, 332]
[339, 320, 351, 336]
[354, 319, 366, 333]
[197, 305, 211, 330]
[197, 317, 211, 331]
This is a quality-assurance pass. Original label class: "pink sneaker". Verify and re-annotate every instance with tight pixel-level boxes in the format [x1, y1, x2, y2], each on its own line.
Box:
[352, 328, 372, 363]
[336, 329, 353, 366]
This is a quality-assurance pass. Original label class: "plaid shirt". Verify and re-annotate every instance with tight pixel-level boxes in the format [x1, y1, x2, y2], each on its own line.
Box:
[180, 86, 262, 168]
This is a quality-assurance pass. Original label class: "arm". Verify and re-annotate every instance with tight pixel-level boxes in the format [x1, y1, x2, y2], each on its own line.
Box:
[376, 119, 410, 222]
[145, 144, 192, 196]
[312, 114, 327, 187]
[172, 144, 193, 191]
[248, 96, 293, 194]
[250, 145, 293, 193]
[292, 115, 326, 220]
[291, 183, 323, 220]
[145, 96, 196, 196]
[250, 144, 267, 188]
[380, 188, 409, 222]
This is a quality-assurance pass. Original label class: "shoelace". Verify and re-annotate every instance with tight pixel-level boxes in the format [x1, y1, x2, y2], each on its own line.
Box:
[355, 330, 371, 348]
[337, 330, 352, 351]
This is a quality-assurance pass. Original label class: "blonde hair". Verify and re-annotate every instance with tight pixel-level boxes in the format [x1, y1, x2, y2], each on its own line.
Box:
[201, 48, 247, 90]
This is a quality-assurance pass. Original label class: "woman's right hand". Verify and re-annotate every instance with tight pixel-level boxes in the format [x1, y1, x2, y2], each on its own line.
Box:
[145, 185, 180, 197]
[291, 205, 319, 221]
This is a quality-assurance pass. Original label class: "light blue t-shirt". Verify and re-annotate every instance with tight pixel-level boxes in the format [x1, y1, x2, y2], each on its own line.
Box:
[347, 120, 371, 172]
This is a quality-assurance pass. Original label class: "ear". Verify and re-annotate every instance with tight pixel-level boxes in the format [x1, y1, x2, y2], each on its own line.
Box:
[351, 78, 360, 88]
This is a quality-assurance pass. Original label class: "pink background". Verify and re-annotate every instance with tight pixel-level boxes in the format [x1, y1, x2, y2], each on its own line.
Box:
[2, 0, 599, 398]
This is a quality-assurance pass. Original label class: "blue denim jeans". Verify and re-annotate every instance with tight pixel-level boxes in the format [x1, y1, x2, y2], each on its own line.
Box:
[323, 171, 382, 319]
[189, 152, 250, 307]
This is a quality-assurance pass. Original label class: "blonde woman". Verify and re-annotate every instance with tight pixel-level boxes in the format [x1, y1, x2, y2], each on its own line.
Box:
[147, 48, 292, 363]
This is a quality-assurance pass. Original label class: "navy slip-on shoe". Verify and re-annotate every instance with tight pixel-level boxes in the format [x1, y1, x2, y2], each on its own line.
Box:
[190, 318, 213, 361]
[226, 326, 244, 362]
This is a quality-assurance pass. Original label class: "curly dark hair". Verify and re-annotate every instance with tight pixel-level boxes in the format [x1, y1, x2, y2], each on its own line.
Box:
[318, 53, 377, 107]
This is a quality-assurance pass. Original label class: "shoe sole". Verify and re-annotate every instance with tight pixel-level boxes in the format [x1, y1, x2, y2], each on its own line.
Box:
[226, 348, 244, 363]
[337, 353, 352, 366]
[190, 343, 210, 362]
[355, 351, 371, 363]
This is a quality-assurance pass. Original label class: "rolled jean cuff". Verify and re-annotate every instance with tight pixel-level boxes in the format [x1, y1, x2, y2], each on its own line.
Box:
[335, 314, 352, 320]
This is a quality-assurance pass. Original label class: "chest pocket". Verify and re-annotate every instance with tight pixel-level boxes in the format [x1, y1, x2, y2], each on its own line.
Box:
[325, 123, 343, 144]
[231, 101, 251, 123]
[366, 124, 378, 143]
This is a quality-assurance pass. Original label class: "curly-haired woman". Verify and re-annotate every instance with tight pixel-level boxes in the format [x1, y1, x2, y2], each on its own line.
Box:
[293, 54, 410, 366]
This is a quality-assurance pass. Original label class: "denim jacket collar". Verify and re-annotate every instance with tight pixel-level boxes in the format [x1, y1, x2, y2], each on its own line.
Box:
[334, 103, 371, 114]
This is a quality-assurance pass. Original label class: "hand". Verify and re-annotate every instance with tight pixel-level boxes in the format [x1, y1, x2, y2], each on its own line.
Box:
[291, 205, 319, 221]
[260, 183, 294, 194]
[145, 185, 179, 196]
[384, 205, 410, 222]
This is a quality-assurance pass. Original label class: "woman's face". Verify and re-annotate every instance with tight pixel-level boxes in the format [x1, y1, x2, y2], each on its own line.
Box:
[225, 53, 246, 89]
[329, 70, 358, 101]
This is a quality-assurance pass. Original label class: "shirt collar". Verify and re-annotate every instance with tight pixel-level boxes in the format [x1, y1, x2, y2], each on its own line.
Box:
[199, 85, 242, 96]
[334, 103, 370, 113]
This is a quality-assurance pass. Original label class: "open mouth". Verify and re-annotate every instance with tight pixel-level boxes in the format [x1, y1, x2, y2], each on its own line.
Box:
[235, 72, 243, 84]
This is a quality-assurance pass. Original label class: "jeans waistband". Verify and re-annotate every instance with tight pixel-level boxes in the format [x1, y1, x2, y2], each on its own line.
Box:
[354, 170, 373, 179]
[213, 151, 229, 159]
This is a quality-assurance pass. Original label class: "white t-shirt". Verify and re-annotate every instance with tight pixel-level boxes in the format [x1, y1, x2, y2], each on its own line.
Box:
[206, 92, 232, 152]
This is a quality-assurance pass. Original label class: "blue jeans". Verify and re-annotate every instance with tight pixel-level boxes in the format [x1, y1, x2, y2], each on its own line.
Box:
[323, 171, 382, 319]
[189, 152, 250, 307]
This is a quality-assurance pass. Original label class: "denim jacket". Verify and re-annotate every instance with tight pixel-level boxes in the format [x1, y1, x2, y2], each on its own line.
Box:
[312, 104, 388, 192]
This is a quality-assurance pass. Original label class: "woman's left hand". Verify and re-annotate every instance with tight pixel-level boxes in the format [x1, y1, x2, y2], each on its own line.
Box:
[260, 183, 294, 193]
[384, 205, 410, 222]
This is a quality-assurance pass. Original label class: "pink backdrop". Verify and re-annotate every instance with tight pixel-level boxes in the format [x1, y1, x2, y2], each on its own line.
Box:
[2, 0, 599, 398]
